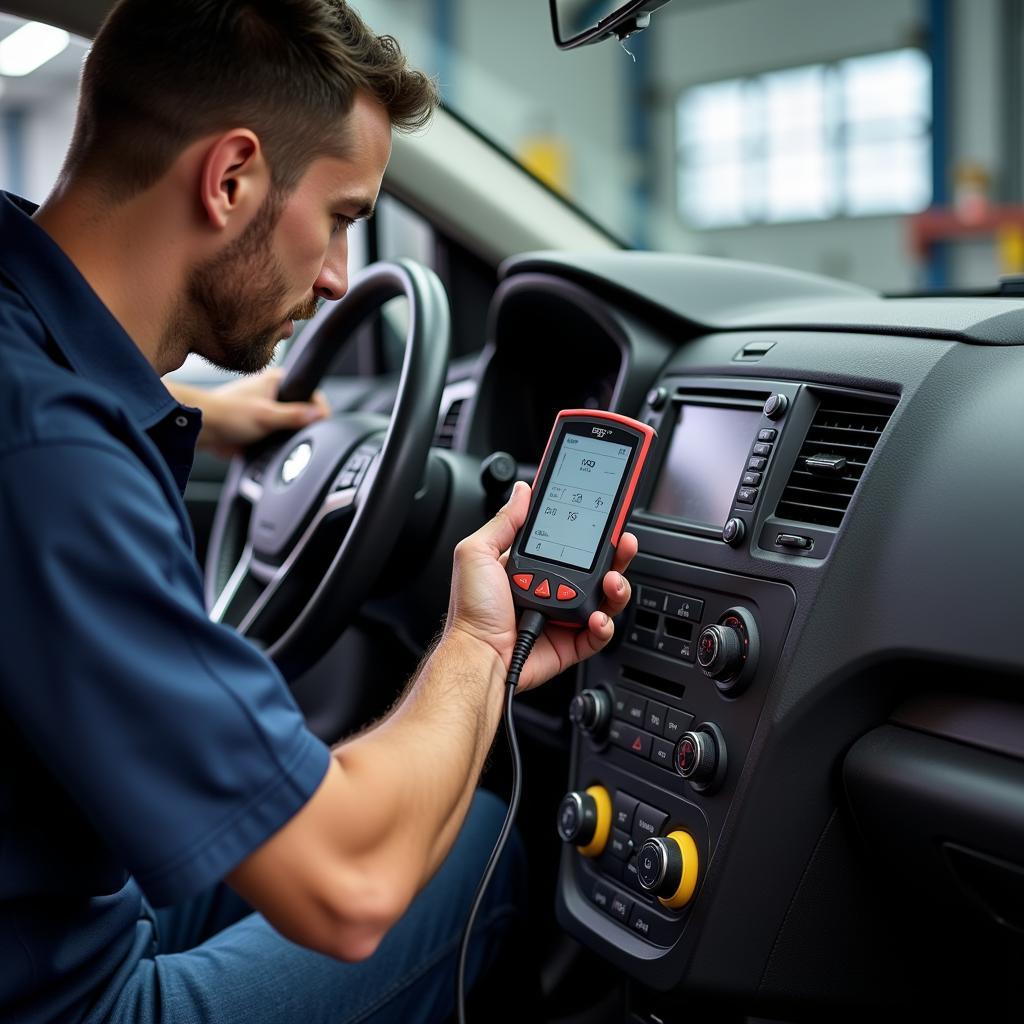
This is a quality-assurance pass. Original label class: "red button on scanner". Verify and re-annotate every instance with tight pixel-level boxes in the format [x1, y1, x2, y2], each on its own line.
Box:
[556, 584, 578, 601]
[534, 579, 551, 599]
[512, 574, 534, 591]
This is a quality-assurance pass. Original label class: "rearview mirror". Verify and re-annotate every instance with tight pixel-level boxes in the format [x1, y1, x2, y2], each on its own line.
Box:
[549, 0, 672, 50]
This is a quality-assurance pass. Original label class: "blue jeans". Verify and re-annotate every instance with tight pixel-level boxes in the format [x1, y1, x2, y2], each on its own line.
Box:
[104, 790, 524, 1024]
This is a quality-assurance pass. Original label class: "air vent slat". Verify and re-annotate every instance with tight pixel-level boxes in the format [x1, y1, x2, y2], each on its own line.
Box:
[434, 398, 465, 450]
[775, 395, 895, 531]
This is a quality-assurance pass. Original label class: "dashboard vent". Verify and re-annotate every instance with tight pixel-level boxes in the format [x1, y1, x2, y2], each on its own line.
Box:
[434, 398, 465, 449]
[775, 395, 895, 528]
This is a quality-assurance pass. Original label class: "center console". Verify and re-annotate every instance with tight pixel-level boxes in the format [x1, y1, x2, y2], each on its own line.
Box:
[554, 376, 801, 981]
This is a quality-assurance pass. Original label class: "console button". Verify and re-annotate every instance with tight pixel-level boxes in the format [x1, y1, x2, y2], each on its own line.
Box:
[556, 584, 577, 601]
[612, 691, 630, 719]
[590, 880, 613, 912]
[612, 791, 638, 831]
[747, 456, 767, 472]
[654, 635, 694, 661]
[533, 579, 551, 599]
[752, 442, 773, 456]
[608, 828, 633, 860]
[644, 700, 668, 736]
[764, 393, 788, 419]
[736, 487, 758, 504]
[626, 625, 656, 649]
[650, 737, 676, 770]
[623, 856, 644, 893]
[628, 904, 673, 945]
[758, 428, 777, 442]
[608, 892, 633, 923]
[623, 693, 647, 726]
[611, 723, 651, 758]
[512, 574, 533, 591]
[741, 472, 762, 487]
[636, 586, 668, 612]
[663, 708, 695, 742]
[663, 593, 703, 621]
[632, 803, 668, 844]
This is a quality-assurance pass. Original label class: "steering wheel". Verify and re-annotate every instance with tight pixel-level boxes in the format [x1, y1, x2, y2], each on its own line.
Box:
[204, 259, 451, 680]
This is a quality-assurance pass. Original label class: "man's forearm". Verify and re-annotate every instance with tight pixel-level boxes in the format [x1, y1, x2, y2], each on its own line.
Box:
[329, 629, 507, 899]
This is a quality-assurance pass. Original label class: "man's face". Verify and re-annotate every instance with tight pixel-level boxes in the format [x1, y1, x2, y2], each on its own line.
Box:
[182, 92, 392, 374]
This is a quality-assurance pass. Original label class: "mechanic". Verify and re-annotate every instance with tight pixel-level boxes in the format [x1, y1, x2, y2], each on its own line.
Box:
[0, 2, 637, 1023]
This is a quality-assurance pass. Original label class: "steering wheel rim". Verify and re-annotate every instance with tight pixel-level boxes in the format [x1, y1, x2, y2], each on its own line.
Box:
[204, 258, 451, 680]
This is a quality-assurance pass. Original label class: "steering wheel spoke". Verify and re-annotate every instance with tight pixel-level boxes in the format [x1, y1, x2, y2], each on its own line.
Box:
[203, 260, 451, 679]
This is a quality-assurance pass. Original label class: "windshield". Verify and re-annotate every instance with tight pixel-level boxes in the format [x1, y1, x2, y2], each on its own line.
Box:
[0, 1, 1012, 294]
[357, 0, 997, 295]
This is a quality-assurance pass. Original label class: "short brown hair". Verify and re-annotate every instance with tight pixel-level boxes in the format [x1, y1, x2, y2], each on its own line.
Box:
[63, 0, 438, 199]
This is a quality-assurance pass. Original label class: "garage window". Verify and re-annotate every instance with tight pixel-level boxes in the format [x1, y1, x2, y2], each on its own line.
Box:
[677, 48, 932, 228]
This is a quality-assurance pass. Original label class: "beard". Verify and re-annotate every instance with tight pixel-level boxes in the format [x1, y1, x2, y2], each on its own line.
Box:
[168, 192, 320, 375]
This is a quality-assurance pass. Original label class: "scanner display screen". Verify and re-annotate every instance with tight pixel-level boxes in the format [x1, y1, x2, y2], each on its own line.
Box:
[523, 429, 634, 571]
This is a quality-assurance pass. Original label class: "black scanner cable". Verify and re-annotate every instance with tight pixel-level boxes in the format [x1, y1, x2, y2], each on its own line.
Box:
[456, 608, 546, 1024]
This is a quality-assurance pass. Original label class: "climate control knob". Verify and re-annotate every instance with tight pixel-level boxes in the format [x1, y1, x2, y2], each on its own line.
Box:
[697, 623, 743, 679]
[568, 688, 612, 737]
[556, 785, 611, 858]
[676, 730, 717, 784]
[636, 830, 700, 909]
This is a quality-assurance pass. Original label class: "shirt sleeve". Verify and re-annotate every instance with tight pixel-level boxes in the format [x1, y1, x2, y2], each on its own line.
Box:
[0, 438, 331, 906]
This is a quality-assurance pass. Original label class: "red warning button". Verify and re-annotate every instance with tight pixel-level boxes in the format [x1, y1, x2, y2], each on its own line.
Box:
[556, 584, 578, 601]
[512, 574, 534, 591]
[534, 579, 551, 599]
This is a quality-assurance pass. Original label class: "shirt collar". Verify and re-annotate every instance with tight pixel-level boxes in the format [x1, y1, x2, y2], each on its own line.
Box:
[0, 191, 180, 430]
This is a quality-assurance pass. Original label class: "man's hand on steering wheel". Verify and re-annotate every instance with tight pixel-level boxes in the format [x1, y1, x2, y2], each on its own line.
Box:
[166, 369, 331, 457]
[445, 481, 637, 692]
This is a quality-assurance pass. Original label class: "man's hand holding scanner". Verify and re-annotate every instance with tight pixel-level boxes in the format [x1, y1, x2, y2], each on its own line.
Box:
[446, 480, 637, 692]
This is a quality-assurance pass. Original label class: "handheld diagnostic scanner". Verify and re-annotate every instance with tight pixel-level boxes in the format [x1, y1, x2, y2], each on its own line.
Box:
[507, 409, 657, 626]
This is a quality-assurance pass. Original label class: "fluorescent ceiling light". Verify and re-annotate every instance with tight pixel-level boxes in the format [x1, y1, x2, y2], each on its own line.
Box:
[0, 22, 70, 77]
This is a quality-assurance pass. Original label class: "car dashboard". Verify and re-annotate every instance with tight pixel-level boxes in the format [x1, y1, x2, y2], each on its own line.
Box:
[447, 250, 1024, 1019]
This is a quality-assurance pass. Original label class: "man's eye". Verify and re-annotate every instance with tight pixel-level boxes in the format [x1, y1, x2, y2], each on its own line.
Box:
[332, 215, 354, 236]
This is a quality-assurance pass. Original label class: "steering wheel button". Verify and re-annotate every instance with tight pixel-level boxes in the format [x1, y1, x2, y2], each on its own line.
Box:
[556, 584, 577, 601]
[512, 573, 534, 591]
[534, 579, 551, 599]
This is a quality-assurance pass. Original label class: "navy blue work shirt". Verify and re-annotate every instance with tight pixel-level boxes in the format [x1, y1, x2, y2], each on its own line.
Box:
[0, 192, 331, 1023]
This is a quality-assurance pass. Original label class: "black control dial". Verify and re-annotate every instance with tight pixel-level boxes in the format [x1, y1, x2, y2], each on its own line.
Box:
[697, 623, 743, 679]
[568, 688, 611, 737]
[635, 831, 700, 908]
[676, 730, 717, 784]
[696, 607, 759, 694]
[556, 786, 611, 857]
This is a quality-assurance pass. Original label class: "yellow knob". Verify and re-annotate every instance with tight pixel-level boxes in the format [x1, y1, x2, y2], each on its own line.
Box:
[577, 785, 611, 858]
[658, 830, 699, 909]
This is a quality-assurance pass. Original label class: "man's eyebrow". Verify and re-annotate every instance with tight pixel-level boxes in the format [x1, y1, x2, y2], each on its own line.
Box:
[336, 195, 376, 220]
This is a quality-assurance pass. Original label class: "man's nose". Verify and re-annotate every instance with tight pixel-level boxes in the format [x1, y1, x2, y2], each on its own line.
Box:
[313, 254, 347, 302]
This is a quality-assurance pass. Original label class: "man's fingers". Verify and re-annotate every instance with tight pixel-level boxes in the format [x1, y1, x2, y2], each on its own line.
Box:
[576, 610, 614, 660]
[258, 398, 326, 431]
[612, 532, 639, 575]
[601, 569, 632, 617]
[461, 481, 531, 559]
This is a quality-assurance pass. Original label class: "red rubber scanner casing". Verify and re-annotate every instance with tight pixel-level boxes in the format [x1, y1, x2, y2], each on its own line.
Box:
[507, 409, 656, 627]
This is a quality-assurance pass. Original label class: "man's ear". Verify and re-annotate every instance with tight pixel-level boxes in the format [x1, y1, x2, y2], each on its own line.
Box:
[198, 129, 269, 231]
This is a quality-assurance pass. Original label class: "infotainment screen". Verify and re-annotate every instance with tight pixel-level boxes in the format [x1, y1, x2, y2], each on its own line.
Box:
[647, 403, 763, 528]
